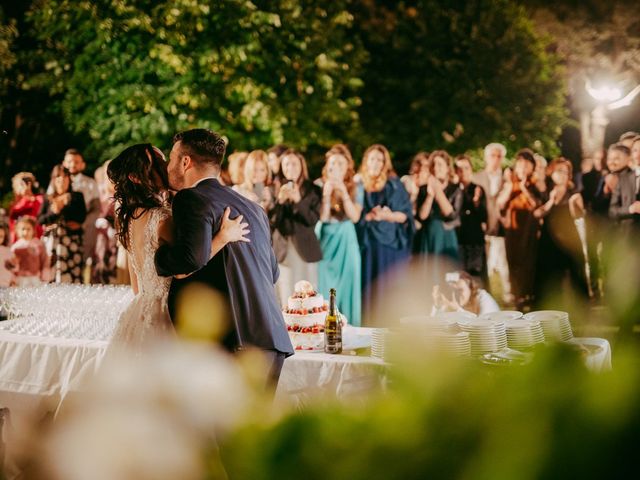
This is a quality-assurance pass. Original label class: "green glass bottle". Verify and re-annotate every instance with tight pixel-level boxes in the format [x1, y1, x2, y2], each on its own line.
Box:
[324, 288, 342, 354]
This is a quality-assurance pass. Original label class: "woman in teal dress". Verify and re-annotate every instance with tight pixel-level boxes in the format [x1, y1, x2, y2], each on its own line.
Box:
[356, 145, 415, 323]
[316, 144, 363, 326]
[415, 150, 463, 281]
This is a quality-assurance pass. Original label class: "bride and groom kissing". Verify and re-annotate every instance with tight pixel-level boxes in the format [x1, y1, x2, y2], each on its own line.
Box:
[106, 128, 294, 387]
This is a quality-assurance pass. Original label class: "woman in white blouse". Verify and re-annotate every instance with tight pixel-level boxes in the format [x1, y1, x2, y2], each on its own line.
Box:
[432, 270, 500, 316]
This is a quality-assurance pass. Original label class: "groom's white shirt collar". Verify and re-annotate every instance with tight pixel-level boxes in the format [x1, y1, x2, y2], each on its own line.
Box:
[190, 176, 217, 189]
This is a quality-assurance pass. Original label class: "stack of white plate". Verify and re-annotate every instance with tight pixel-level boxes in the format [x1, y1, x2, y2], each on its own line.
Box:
[371, 328, 390, 359]
[479, 311, 523, 322]
[523, 310, 573, 341]
[429, 331, 471, 357]
[503, 318, 545, 350]
[457, 319, 508, 356]
[399, 315, 457, 332]
[430, 311, 477, 322]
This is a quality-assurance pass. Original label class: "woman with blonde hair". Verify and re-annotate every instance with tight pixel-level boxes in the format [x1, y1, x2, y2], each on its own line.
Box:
[232, 149, 275, 211]
[316, 144, 363, 325]
[356, 144, 414, 321]
[224, 151, 248, 186]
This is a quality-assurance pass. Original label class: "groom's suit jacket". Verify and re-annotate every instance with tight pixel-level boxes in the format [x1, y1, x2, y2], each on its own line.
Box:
[155, 178, 294, 356]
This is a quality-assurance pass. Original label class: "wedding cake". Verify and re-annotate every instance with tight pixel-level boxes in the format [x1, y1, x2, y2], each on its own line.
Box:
[283, 280, 328, 351]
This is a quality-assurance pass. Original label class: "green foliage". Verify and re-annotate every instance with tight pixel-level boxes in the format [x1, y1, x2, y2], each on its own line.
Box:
[28, 0, 367, 163]
[4, 0, 569, 176]
[0, 3, 89, 192]
[0, 8, 18, 96]
[220, 344, 640, 479]
[354, 0, 568, 170]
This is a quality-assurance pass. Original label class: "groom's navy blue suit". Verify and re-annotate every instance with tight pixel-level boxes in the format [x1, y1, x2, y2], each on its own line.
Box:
[154, 178, 294, 360]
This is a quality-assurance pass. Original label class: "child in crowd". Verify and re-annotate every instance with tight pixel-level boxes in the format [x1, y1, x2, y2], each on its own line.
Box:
[0, 223, 15, 287]
[11, 216, 49, 286]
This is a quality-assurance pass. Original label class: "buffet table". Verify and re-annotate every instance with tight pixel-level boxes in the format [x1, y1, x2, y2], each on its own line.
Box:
[0, 288, 614, 435]
[0, 325, 387, 426]
[0, 325, 612, 418]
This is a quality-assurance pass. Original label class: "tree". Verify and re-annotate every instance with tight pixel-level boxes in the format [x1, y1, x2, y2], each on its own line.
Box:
[526, 0, 640, 156]
[28, 0, 367, 166]
[0, 2, 90, 197]
[0, 7, 17, 96]
[4, 0, 572, 179]
[0, 6, 18, 193]
[353, 0, 568, 167]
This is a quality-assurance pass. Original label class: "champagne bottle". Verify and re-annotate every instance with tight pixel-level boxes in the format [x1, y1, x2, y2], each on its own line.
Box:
[324, 288, 342, 354]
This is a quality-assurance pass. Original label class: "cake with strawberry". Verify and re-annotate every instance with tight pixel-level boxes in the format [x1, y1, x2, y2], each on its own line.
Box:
[283, 280, 328, 351]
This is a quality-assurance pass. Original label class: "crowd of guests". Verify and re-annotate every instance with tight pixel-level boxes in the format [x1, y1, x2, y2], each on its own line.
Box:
[0, 149, 119, 288]
[2, 132, 639, 325]
[223, 135, 640, 324]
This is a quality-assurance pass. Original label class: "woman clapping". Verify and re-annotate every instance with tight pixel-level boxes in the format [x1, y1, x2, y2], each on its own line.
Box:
[533, 158, 588, 303]
[38, 165, 87, 283]
[356, 144, 414, 321]
[316, 145, 363, 326]
[415, 150, 463, 280]
[270, 149, 322, 307]
[496, 148, 543, 308]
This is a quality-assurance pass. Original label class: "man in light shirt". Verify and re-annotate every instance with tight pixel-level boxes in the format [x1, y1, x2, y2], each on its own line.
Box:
[472, 143, 513, 304]
[62, 149, 101, 269]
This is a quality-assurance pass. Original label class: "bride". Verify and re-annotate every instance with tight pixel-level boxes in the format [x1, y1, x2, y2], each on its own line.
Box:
[106, 144, 249, 350]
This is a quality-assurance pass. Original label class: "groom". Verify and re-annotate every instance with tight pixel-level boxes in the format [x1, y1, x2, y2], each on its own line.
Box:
[155, 128, 293, 386]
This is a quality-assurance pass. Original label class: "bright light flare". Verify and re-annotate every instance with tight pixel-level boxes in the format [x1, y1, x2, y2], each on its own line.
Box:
[586, 80, 623, 103]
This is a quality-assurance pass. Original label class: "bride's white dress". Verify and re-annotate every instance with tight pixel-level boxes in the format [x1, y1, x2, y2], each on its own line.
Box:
[109, 206, 174, 351]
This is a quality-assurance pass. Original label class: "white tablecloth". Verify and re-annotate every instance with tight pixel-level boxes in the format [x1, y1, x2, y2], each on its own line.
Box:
[276, 351, 386, 407]
[0, 330, 612, 412]
[0, 326, 385, 414]
[0, 332, 107, 398]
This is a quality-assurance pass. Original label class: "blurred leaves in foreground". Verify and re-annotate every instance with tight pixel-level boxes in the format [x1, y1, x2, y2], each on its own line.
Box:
[14, 334, 640, 480]
[220, 342, 640, 480]
[11, 227, 640, 480]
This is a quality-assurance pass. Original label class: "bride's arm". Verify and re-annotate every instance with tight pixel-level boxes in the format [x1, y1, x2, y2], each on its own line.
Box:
[173, 207, 250, 279]
[209, 207, 250, 259]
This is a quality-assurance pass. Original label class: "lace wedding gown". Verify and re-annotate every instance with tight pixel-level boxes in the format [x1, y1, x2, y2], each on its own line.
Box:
[109, 206, 174, 352]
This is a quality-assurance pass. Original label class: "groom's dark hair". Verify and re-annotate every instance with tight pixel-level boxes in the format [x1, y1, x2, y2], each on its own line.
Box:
[173, 128, 227, 167]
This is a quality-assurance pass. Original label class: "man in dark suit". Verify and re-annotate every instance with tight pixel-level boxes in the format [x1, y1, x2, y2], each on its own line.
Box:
[607, 142, 640, 339]
[155, 128, 293, 387]
[608, 143, 640, 234]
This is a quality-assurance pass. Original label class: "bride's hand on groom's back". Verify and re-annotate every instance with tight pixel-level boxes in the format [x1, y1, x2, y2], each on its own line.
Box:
[207, 207, 250, 262]
[218, 207, 250, 245]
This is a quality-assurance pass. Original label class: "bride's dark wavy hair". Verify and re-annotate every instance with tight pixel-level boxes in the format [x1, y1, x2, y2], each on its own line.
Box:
[107, 144, 167, 251]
